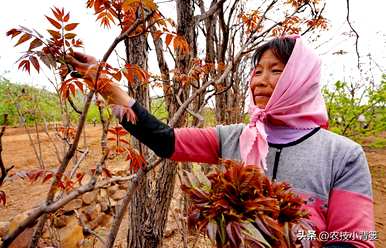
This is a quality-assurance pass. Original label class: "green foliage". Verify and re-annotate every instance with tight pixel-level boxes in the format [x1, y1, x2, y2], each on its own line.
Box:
[323, 75, 386, 141]
[367, 137, 386, 149]
[0, 77, 100, 126]
[0, 78, 60, 125]
[150, 97, 168, 121]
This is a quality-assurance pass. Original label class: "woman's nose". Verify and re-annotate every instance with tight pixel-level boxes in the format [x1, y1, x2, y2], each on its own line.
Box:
[251, 74, 268, 88]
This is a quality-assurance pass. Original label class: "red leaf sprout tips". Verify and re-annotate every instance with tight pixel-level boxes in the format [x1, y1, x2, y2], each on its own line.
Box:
[181, 160, 321, 248]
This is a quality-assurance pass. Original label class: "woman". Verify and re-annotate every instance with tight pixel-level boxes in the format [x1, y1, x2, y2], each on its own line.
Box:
[66, 36, 375, 248]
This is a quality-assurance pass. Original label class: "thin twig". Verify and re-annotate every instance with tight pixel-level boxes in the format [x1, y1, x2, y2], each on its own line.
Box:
[68, 96, 82, 114]
[69, 148, 89, 179]
[194, 0, 227, 23]
[13, 101, 45, 169]
[346, 0, 360, 69]
[74, 210, 107, 246]
[105, 158, 163, 248]
[1, 152, 108, 248]
[175, 91, 204, 125]
[40, 114, 62, 164]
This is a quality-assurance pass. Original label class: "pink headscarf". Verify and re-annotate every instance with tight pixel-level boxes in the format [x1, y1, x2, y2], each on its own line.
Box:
[239, 36, 328, 170]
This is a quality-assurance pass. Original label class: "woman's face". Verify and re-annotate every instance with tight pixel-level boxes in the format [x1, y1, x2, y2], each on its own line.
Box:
[250, 49, 285, 108]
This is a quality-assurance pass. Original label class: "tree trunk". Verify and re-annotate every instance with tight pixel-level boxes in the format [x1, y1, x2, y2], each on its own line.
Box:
[141, 1, 195, 247]
[124, 33, 152, 248]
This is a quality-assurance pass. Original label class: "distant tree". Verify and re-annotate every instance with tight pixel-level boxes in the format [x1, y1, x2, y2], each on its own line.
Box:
[323, 75, 386, 140]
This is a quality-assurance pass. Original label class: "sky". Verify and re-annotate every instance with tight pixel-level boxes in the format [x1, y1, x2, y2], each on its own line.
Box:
[0, 0, 385, 92]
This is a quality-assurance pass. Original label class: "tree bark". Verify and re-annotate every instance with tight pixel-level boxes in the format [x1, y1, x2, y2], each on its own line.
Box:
[141, 1, 195, 247]
[124, 32, 152, 248]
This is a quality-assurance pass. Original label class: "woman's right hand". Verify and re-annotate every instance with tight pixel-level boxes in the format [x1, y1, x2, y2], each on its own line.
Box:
[65, 52, 137, 123]
[65, 52, 98, 82]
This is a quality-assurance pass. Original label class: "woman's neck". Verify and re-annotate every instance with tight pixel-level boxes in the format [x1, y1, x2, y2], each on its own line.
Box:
[265, 124, 316, 144]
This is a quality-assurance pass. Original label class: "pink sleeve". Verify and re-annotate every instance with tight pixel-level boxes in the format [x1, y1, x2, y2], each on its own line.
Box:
[326, 189, 375, 248]
[170, 127, 219, 164]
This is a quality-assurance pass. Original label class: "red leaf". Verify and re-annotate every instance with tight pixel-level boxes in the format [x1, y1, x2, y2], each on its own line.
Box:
[6, 28, 21, 38]
[47, 29, 61, 39]
[64, 33, 76, 39]
[45, 15, 62, 29]
[127, 149, 146, 172]
[119, 138, 130, 145]
[108, 128, 117, 135]
[30, 56, 40, 73]
[113, 71, 122, 81]
[165, 33, 173, 46]
[43, 173, 53, 183]
[56, 180, 65, 189]
[65, 180, 74, 190]
[18, 60, 31, 74]
[69, 83, 76, 96]
[27, 170, 44, 183]
[107, 137, 116, 141]
[64, 23, 79, 31]
[63, 12, 70, 22]
[117, 129, 128, 136]
[74, 80, 84, 93]
[72, 39, 83, 47]
[51, 7, 63, 21]
[28, 38, 43, 50]
[15, 33, 32, 46]
[152, 30, 162, 41]
[76, 172, 84, 184]
[115, 146, 127, 154]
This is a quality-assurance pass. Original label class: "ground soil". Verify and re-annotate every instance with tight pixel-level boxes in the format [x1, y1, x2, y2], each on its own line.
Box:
[0, 125, 385, 247]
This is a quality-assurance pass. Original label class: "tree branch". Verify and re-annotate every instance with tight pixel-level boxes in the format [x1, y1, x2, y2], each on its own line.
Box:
[346, 0, 360, 69]
[68, 96, 82, 114]
[1, 152, 108, 248]
[105, 157, 164, 248]
[194, 0, 227, 23]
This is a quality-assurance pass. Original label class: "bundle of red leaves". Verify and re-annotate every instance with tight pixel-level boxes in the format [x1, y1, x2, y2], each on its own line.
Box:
[181, 160, 320, 248]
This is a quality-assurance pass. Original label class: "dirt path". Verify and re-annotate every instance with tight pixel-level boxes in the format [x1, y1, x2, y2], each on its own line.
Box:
[0, 125, 385, 247]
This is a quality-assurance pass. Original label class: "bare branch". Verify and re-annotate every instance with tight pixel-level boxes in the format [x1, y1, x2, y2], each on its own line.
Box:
[105, 158, 164, 248]
[69, 148, 89, 179]
[1, 152, 108, 248]
[194, 0, 227, 23]
[346, 0, 360, 69]
[12, 100, 45, 169]
[74, 210, 106, 246]
[67, 96, 82, 114]
[176, 89, 204, 126]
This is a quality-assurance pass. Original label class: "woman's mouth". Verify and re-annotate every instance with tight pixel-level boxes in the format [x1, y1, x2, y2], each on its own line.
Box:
[253, 92, 272, 107]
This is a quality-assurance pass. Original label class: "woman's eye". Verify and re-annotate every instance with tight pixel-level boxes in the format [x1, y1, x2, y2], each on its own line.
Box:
[272, 69, 283, 73]
[254, 71, 262, 75]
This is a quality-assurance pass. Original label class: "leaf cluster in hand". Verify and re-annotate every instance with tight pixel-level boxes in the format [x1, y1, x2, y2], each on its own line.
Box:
[6, 7, 83, 75]
[181, 160, 320, 248]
